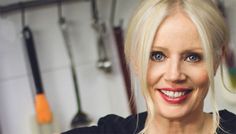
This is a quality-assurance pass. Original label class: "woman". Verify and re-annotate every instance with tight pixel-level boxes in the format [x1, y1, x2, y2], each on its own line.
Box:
[63, 0, 236, 133]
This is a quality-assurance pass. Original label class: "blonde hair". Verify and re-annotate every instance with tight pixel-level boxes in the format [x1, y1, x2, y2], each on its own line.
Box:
[124, 0, 229, 133]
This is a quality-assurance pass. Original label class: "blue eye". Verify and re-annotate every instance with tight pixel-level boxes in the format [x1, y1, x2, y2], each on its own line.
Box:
[151, 51, 166, 61]
[185, 53, 202, 62]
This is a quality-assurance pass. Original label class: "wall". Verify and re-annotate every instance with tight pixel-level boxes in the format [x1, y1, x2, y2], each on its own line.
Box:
[204, 0, 236, 113]
[0, 0, 142, 134]
[0, 0, 235, 134]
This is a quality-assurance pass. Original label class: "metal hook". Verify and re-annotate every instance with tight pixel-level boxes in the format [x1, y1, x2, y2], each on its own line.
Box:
[20, 2, 26, 28]
[0, 6, 3, 17]
[91, 0, 99, 24]
[57, 0, 62, 19]
[57, 0, 65, 25]
[110, 0, 117, 26]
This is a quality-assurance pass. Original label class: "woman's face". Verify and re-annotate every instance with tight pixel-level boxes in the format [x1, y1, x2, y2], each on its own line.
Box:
[147, 12, 209, 120]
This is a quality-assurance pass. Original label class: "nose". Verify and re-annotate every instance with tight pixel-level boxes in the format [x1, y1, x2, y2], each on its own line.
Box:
[164, 59, 186, 83]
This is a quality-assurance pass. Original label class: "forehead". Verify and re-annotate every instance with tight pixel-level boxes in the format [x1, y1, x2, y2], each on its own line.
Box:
[153, 12, 202, 50]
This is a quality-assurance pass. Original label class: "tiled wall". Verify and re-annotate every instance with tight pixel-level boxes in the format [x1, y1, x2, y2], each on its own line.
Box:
[0, 0, 236, 134]
[0, 0, 142, 134]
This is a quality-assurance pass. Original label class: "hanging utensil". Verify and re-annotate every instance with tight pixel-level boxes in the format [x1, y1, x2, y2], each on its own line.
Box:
[110, 0, 137, 114]
[57, 1, 91, 128]
[23, 25, 53, 128]
[91, 0, 112, 73]
[21, 7, 57, 134]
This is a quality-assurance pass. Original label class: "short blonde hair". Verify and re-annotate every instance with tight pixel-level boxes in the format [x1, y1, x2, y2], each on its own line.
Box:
[124, 0, 229, 133]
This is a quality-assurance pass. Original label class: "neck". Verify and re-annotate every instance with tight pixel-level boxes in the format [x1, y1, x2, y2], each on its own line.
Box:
[147, 109, 212, 134]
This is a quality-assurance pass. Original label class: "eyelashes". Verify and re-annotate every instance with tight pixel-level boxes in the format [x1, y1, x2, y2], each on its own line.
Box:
[184, 53, 202, 62]
[150, 51, 166, 61]
[150, 51, 203, 63]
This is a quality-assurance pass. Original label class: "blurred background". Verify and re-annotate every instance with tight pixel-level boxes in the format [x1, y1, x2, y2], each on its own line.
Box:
[0, 0, 235, 134]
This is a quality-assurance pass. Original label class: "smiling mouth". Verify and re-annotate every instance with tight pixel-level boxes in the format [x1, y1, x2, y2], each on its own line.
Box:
[158, 89, 192, 98]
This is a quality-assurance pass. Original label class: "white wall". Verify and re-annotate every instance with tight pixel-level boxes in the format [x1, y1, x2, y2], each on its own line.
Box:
[204, 0, 236, 113]
[0, 0, 141, 134]
[0, 0, 236, 134]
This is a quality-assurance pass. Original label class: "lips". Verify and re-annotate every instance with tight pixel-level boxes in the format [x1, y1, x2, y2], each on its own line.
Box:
[157, 88, 192, 104]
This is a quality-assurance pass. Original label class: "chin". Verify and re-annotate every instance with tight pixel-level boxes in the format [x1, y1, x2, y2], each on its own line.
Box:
[157, 107, 191, 120]
[153, 93, 198, 121]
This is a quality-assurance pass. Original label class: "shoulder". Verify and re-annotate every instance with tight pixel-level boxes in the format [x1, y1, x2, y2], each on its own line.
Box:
[217, 109, 236, 134]
[62, 112, 147, 134]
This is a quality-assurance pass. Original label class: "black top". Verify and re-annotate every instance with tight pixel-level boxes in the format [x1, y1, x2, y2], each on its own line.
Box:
[62, 110, 236, 134]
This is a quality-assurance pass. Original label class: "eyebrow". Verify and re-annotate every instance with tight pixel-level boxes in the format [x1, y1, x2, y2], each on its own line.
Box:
[151, 46, 203, 52]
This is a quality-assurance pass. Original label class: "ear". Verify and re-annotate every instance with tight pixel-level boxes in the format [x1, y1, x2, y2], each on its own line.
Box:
[214, 46, 226, 75]
[221, 44, 227, 59]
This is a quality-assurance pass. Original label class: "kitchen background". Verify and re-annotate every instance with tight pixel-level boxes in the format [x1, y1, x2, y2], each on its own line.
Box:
[0, 0, 235, 134]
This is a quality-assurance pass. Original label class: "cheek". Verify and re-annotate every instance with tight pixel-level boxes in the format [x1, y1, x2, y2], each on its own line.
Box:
[191, 69, 209, 88]
[147, 67, 155, 86]
[147, 63, 164, 87]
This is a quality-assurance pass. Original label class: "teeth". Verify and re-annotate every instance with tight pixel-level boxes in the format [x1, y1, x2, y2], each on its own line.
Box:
[161, 90, 186, 98]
